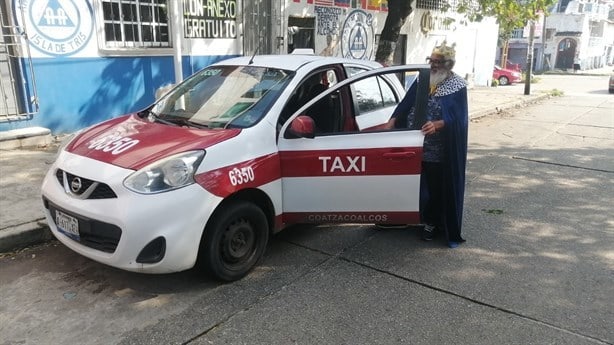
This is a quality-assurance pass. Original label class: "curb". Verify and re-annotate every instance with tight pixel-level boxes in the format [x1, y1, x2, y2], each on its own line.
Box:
[470, 92, 551, 120]
[0, 220, 53, 253]
[0, 127, 53, 150]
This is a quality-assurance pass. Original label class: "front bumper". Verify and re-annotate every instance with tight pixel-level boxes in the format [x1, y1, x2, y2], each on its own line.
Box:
[41, 151, 222, 273]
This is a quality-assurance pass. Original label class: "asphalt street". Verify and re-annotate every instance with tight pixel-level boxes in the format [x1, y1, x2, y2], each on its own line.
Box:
[0, 71, 612, 345]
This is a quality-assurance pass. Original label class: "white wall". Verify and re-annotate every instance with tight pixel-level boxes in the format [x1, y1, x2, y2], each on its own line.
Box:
[284, 2, 499, 86]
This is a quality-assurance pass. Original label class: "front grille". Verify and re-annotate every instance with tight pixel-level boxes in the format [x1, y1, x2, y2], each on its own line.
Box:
[56, 169, 118, 199]
[45, 199, 122, 253]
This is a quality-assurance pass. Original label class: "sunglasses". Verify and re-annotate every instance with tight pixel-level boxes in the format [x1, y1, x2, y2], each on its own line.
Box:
[426, 57, 449, 65]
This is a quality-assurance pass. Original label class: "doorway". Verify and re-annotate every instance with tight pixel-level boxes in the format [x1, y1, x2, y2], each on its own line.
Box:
[555, 38, 577, 71]
[243, 0, 273, 57]
[287, 16, 315, 53]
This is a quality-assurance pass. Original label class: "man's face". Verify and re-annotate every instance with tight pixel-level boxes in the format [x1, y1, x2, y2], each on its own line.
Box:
[428, 53, 452, 86]
[428, 53, 450, 73]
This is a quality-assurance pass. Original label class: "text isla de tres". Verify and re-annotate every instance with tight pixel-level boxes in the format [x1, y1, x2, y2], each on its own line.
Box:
[31, 32, 87, 54]
[319, 156, 366, 173]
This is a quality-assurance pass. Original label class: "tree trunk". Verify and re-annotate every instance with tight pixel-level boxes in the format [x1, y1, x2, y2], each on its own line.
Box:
[501, 39, 509, 69]
[374, 0, 413, 66]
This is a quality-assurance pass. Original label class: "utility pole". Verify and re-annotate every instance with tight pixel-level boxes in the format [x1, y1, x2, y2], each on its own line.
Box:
[524, 20, 535, 95]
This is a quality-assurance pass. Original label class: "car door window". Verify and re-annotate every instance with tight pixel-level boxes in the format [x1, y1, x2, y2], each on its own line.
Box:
[352, 76, 399, 130]
[345, 66, 369, 77]
[282, 65, 429, 139]
[279, 68, 340, 131]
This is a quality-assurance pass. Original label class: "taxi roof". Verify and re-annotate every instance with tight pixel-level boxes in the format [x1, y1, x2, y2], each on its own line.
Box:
[212, 52, 384, 72]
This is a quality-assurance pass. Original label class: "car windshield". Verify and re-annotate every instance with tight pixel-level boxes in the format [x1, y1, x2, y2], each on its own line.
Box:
[152, 65, 294, 129]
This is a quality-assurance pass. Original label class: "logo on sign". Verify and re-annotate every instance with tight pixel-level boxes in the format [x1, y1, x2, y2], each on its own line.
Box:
[15, 0, 93, 56]
[341, 10, 374, 60]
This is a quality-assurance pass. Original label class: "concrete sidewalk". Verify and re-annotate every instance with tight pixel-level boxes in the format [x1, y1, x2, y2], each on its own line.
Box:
[0, 81, 563, 253]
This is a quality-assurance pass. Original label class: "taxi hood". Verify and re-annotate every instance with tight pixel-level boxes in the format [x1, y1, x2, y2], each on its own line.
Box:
[66, 114, 241, 170]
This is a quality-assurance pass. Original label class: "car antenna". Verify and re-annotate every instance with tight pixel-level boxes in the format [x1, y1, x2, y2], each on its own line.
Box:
[248, 38, 262, 65]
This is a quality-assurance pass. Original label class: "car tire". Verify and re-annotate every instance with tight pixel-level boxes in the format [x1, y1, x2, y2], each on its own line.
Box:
[499, 76, 509, 86]
[197, 201, 269, 281]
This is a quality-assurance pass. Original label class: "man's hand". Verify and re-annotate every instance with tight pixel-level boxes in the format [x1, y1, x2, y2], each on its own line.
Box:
[421, 120, 444, 135]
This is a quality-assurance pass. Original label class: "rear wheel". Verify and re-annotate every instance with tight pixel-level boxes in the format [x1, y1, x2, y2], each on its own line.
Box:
[499, 76, 509, 86]
[198, 201, 268, 281]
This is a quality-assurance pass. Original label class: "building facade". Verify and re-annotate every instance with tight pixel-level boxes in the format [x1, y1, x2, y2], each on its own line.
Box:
[499, 0, 614, 72]
[1, 0, 498, 134]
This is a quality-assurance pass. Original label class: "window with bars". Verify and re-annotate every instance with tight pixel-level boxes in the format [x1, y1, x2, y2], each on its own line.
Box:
[416, 0, 478, 12]
[416, 0, 453, 10]
[101, 0, 170, 49]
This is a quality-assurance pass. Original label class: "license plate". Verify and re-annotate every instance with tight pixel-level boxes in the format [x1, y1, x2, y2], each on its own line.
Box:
[55, 210, 79, 239]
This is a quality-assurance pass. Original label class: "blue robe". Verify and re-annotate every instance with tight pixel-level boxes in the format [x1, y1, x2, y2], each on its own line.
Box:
[392, 73, 468, 242]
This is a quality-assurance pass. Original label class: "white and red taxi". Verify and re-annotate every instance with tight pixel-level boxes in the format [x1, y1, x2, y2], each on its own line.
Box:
[41, 53, 430, 281]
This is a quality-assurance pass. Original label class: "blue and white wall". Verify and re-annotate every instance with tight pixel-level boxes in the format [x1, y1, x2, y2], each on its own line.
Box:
[3, 0, 240, 134]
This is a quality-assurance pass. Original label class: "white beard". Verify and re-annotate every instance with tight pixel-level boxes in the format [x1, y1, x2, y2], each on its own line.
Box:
[430, 70, 451, 88]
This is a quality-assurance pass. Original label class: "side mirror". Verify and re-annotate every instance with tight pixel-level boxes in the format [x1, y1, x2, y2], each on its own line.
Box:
[285, 115, 315, 139]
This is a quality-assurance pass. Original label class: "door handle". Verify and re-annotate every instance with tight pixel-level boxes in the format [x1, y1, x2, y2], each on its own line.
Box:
[383, 151, 416, 159]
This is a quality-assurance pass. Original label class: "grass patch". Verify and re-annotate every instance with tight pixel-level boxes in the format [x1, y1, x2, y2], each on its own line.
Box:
[482, 209, 504, 215]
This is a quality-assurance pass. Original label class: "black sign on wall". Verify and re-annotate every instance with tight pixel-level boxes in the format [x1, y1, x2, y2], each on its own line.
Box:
[183, 0, 237, 39]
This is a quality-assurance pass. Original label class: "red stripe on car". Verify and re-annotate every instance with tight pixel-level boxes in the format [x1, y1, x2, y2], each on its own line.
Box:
[196, 153, 281, 197]
[280, 147, 422, 177]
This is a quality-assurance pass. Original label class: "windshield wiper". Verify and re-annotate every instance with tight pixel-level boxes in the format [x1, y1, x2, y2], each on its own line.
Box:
[168, 117, 209, 129]
[148, 110, 178, 126]
[148, 110, 209, 129]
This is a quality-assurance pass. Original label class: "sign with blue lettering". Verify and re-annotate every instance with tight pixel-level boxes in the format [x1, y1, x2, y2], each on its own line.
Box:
[14, 0, 94, 56]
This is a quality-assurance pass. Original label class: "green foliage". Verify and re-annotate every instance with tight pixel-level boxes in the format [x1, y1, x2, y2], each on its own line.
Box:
[491, 79, 499, 87]
[455, 0, 558, 37]
[548, 89, 564, 97]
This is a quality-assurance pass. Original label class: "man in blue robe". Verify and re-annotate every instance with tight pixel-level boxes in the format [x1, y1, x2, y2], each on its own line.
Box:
[386, 41, 468, 248]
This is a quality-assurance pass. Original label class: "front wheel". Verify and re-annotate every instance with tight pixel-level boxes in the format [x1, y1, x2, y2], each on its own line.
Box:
[499, 76, 510, 86]
[198, 201, 269, 281]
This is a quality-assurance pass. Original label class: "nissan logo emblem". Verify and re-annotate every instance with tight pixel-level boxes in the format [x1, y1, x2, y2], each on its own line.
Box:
[70, 177, 82, 193]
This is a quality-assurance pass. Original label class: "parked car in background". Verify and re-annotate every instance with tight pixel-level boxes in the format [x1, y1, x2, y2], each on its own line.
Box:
[609, 73, 614, 93]
[505, 61, 522, 72]
[493, 65, 522, 86]
[496, 60, 522, 72]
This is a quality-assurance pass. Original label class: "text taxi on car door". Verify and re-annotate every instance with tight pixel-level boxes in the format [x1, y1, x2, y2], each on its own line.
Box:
[41, 52, 430, 281]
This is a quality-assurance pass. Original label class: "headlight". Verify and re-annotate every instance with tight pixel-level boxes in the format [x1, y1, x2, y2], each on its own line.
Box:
[123, 150, 205, 194]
